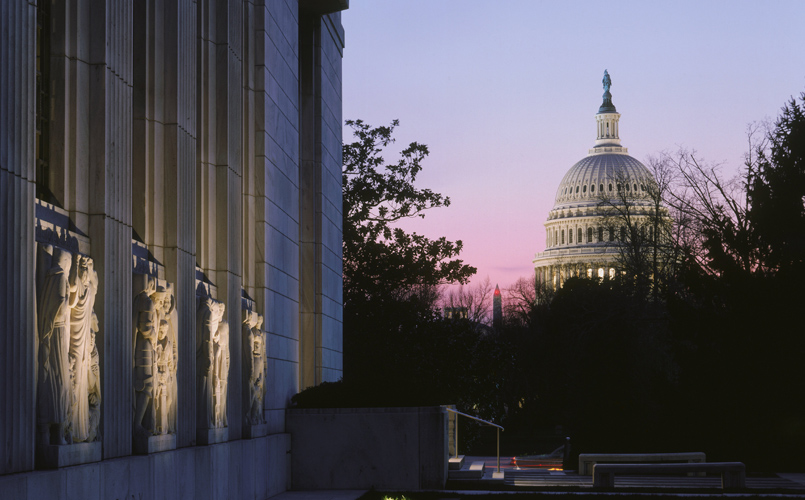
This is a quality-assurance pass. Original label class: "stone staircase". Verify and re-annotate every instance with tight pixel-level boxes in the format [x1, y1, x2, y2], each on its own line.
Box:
[448, 456, 486, 479]
[448, 456, 505, 484]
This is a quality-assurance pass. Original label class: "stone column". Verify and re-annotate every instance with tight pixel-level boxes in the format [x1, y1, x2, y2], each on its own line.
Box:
[298, 9, 320, 392]
[165, 0, 199, 450]
[87, 0, 135, 459]
[132, 0, 198, 449]
[299, 8, 345, 390]
[197, 0, 243, 440]
[0, 0, 37, 475]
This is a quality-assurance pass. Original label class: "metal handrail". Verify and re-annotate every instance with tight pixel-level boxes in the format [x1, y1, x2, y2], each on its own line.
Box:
[444, 407, 504, 474]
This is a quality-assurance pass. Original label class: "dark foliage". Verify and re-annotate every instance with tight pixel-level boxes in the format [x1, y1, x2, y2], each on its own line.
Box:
[342, 119, 475, 308]
[303, 96, 805, 469]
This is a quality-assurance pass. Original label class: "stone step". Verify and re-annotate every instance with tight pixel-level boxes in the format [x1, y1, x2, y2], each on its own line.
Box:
[448, 460, 486, 480]
[448, 455, 465, 470]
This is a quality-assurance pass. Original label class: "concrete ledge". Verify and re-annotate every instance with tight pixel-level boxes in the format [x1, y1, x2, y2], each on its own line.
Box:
[579, 451, 706, 475]
[449, 461, 486, 480]
[449, 456, 465, 470]
[36, 441, 102, 469]
[243, 423, 269, 439]
[196, 427, 228, 445]
[133, 434, 176, 455]
[592, 462, 745, 490]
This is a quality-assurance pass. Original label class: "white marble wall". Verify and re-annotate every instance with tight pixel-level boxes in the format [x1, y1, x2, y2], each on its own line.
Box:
[1, 0, 346, 491]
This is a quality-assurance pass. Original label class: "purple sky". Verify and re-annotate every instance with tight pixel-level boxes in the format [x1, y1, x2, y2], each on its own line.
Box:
[341, 1, 805, 290]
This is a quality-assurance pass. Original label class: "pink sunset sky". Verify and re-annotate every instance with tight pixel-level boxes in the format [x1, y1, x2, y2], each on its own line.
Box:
[341, 0, 805, 291]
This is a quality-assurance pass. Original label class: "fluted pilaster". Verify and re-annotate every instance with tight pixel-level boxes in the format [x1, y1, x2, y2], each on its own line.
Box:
[86, 0, 134, 459]
[168, 0, 199, 448]
[0, 1, 37, 474]
[197, 0, 243, 441]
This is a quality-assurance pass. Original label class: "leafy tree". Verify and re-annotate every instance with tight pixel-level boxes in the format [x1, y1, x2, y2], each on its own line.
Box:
[342, 119, 475, 308]
[341, 120, 483, 410]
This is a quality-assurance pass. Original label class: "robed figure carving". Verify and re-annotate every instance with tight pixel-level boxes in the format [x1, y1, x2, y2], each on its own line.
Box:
[68, 255, 99, 442]
[133, 280, 178, 439]
[150, 285, 178, 434]
[244, 311, 267, 425]
[214, 322, 230, 427]
[197, 298, 227, 429]
[87, 312, 101, 441]
[37, 248, 78, 445]
[133, 282, 158, 437]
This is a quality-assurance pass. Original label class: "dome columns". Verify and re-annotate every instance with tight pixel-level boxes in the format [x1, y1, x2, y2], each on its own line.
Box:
[595, 112, 621, 146]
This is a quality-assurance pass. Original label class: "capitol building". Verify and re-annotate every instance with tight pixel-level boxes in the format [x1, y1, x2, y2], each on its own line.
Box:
[534, 72, 666, 289]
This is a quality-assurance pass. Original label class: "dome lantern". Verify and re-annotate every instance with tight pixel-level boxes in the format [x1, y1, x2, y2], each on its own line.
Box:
[593, 70, 623, 150]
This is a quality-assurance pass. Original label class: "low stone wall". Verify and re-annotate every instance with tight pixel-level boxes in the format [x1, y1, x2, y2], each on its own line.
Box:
[287, 407, 448, 490]
[0, 433, 289, 500]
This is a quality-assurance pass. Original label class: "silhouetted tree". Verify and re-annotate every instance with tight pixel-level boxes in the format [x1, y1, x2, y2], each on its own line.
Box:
[342, 119, 475, 309]
[443, 276, 494, 325]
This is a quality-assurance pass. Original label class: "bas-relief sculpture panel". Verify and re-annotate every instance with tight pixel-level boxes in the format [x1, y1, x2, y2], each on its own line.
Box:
[36, 245, 101, 448]
[132, 277, 178, 452]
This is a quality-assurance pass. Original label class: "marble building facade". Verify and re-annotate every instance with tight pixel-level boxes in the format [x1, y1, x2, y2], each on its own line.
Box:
[0, 0, 346, 497]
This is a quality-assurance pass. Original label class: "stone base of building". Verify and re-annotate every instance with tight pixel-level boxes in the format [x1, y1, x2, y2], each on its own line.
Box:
[243, 423, 269, 439]
[197, 427, 228, 445]
[133, 433, 177, 455]
[3, 433, 290, 499]
[36, 441, 102, 469]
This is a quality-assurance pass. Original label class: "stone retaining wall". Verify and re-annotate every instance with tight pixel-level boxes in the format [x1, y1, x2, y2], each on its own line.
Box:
[287, 407, 448, 490]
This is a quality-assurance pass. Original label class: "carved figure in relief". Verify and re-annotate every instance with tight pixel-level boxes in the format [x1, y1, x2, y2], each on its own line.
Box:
[197, 298, 225, 428]
[214, 321, 230, 428]
[68, 255, 98, 442]
[37, 248, 78, 445]
[133, 286, 158, 436]
[154, 319, 174, 434]
[151, 284, 178, 433]
[86, 312, 101, 442]
[244, 311, 267, 424]
[161, 286, 179, 434]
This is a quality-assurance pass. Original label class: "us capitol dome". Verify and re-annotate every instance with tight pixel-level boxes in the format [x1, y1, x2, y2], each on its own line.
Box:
[533, 71, 662, 288]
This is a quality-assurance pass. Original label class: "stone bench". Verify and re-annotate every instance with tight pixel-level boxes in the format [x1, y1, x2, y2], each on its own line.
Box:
[592, 462, 746, 490]
[579, 452, 706, 475]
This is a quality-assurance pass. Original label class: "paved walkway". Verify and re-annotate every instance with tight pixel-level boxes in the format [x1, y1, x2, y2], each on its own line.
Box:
[455, 456, 805, 492]
[271, 490, 367, 500]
